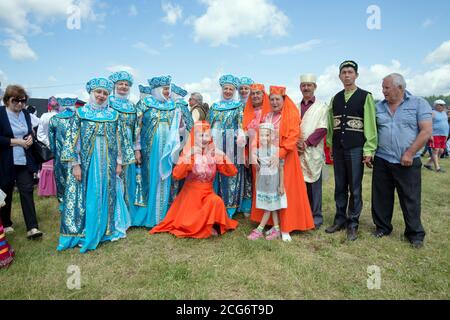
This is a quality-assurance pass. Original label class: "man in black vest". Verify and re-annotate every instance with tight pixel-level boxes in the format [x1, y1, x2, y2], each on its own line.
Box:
[325, 61, 378, 241]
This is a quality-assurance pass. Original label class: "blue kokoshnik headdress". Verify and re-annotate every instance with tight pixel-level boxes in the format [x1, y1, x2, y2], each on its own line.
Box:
[86, 78, 114, 94]
[171, 83, 188, 98]
[148, 75, 172, 90]
[239, 77, 254, 87]
[109, 71, 134, 86]
[57, 97, 78, 107]
[219, 74, 240, 89]
[139, 85, 152, 95]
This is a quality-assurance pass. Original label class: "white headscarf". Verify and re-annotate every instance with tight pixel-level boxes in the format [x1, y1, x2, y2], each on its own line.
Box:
[171, 92, 183, 102]
[114, 83, 130, 100]
[152, 86, 171, 102]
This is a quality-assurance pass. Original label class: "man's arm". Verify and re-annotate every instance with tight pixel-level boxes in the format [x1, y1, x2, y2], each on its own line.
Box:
[326, 98, 334, 149]
[363, 94, 378, 158]
[401, 120, 432, 166]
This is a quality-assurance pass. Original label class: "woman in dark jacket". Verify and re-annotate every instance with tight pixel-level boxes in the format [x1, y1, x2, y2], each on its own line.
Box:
[0, 85, 42, 239]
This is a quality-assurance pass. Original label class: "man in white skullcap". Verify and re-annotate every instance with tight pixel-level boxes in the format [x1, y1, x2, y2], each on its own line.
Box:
[297, 74, 328, 230]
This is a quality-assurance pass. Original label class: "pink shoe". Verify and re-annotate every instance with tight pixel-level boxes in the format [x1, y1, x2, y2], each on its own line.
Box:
[265, 228, 281, 240]
[247, 229, 264, 241]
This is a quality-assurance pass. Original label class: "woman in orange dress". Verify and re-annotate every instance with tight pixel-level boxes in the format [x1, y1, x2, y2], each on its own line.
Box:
[149, 121, 239, 239]
[243, 84, 272, 219]
[250, 86, 315, 242]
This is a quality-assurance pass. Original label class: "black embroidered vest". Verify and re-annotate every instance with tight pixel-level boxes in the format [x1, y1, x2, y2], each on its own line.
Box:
[332, 88, 369, 149]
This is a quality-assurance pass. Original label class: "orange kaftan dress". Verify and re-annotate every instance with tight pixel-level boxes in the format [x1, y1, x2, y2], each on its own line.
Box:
[150, 152, 239, 239]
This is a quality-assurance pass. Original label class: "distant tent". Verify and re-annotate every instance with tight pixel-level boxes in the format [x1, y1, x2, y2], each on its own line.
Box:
[28, 98, 86, 117]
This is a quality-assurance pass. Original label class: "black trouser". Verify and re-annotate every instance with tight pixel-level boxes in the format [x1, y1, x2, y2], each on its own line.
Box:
[371, 156, 425, 242]
[306, 172, 323, 227]
[0, 165, 39, 231]
[332, 146, 364, 229]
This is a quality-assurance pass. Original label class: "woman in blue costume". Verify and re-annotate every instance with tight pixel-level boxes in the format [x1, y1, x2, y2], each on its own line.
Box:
[108, 71, 143, 219]
[48, 97, 78, 212]
[51, 97, 87, 250]
[134, 76, 192, 228]
[208, 75, 249, 218]
[50, 97, 87, 251]
[60, 78, 135, 253]
[169, 83, 194, 204]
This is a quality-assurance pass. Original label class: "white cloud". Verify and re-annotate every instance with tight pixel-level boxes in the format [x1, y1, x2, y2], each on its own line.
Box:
[106, 65, 139, 77]
[132, 42, 160, 55]
[312, 60, 450, 102]
[1, 30, 38, 61]
[183, 71, 224, 105]
[313, 60, 409, 101]
[162, 2, 183, 25]
[261, 39, 321, 56]
[193, 0, 289, 46]
[408, 64, 450, 97]
[0, 0, 97, 33]
[0, 0, 97, 61]
[129, 4, 138, 16]
[48, 75, 57, 83]
[425, 40, 450, 65]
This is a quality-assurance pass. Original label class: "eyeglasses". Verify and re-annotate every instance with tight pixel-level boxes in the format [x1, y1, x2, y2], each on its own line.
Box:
[11, 98, 28, 104]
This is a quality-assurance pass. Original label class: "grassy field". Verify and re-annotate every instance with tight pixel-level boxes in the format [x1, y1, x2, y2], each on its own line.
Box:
[1, 158, 449, 300]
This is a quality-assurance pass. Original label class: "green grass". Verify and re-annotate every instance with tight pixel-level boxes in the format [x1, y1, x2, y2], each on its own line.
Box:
[1, 158, 449, 300]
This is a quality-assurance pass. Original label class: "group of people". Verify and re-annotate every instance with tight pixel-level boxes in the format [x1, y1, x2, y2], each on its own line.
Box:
[0, 59, 442, 267]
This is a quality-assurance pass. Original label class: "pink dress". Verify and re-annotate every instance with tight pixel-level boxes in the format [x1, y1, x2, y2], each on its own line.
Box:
[38, 159, 57, 197]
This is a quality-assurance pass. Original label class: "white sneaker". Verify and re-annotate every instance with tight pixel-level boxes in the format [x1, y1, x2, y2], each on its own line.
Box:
[4, 227, 14, 234]
[27, 228, 43, 239]
[282, 232, 292, 242]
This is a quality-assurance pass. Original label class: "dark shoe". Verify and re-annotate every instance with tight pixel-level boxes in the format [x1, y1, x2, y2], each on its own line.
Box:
[347, 227, 358, 241]
[436, 168, 446, 173]
[423, 164, 433, 171]
[325, 224, 346, 234]
[373, 229, 390, 238]
[410, 240, 424, 249]
[314, 224, 322, 231]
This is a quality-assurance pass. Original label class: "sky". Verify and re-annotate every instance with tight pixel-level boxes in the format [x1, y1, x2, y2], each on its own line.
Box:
[1, 0, 450, 104]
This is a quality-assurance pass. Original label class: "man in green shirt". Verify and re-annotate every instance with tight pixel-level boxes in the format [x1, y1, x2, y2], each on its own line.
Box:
[325, 60, 378, 241]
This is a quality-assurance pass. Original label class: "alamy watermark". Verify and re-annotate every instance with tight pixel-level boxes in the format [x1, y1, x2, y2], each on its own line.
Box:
[367, 265, 381, 290]
[67, 5, 82, 30]
[367, 5, 382, 30]
[67, 265, 81, 290]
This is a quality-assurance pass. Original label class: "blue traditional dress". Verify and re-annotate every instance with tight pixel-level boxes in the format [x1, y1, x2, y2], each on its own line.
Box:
[51, 98, 87, 250]
[49, 98, 78, 211]
[60, 78, 135, 253]
[169, 83, 194, 204]
[108, 71, 144, 217]
[134, 76, 193, 228]
[208, 75, 250, 217]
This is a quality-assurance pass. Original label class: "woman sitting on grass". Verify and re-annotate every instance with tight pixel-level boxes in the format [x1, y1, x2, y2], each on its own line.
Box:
[150, 121, 239, 239]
